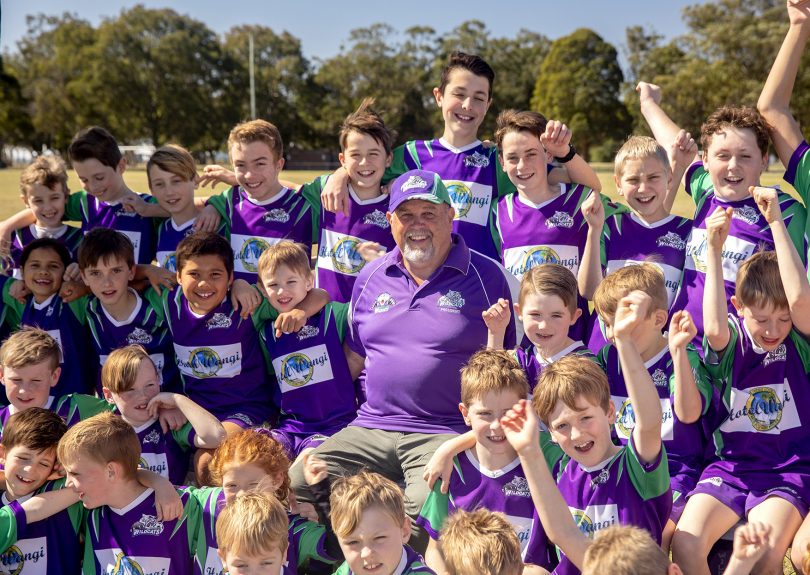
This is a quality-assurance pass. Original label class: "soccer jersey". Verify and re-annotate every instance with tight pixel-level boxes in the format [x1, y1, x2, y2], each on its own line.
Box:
[163, 286, 273, 424]
[87, 288, 179, 392]
[65, 191, 158, 264]
[672, 163, 806, 348]
[155, 218, 196, 272]
[133, 419, 195, 485]
[783, 140, 810, 281]
[387, 139, 515, 259]
[513, 340, 594, 389]
[1, 479, 85, 575]
[300, 177, 396, 303]
[418, 450, 552, 568]
[703, 315, 810, 473]
[334, 546, 435, 575]
[207, 186, 313, 282]
[55, 393, 116, 428]
[597, 343, 711, 497]
[347, 234, 517, 434]
[81, 487, 203, 575]
[554, 439, 671, 575]
[8, 224, 83, 278]
[261, 302, 357, 435]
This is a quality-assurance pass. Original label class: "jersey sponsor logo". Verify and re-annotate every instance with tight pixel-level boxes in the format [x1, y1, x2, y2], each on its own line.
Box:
[297, 325, 319, 341]
[206, 313, 232, 330]
[127, 328, 153, 346]
[437, 290, 465, 313]
[263, 208, 290, 223]
[732, 205, 760, 225]
[203, 546, 225, 575]
[175, 343, 243, 379]
[569, 504, 618, 538]
[723, 379, 800, 434]
[685, 228, 755, 282]
[0, 537, 46, 574]
[131, 514, 165, 537]
[158, 252, 177, 272]
[446, 181, 487, 219]
[651, 368, 668, 388]
[143, 430, 161, 445]
[503, 514, 533, 557]
[656, 231, 686, 250]
[116, 231, 143, 255]
[614, 396, 674, 441]
[464, 150, 490, 168]
[330, 236, 365, 274]
[236, 237, 271, 274]
[504, 244, 580, 280]
[138, 453, 169, 479]
[763, 344, 787, 367]
[502, 476, 531, 497]
[274, 344, 334, 392]
[401, 175, 428, 191]
[545, 211, 574, 229]
[362, 209, 390, 228]
[372, 293, 396, 313]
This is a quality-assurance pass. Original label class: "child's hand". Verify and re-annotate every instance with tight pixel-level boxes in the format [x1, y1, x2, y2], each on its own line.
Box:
[147, 392, 179, 419]
[302, 452, 329, 486]
[540, 120, 573, 158]
[670, 129, 697, 168]
[423, 440, 459, 495]
[612, 290, 652, 341]
[199, 165, 237, 188]
[193, 204, 222, 233]
[59, 280, 90, 303]
[157, 407, 188, 433]
[275, 309, 306, 337]
[321, 171, 351, 216]
[788, 0, 810, 27]
[231, 279, 261, 319]
[705, 206, 733, 248]
[501, 399, 541, 457]
[152, 481, 182, 522]
[636, 82, 662, 105]
[752, 186, 783, 224]
[731, 521, 772, 564]
[482, 298, 511, 338]
[8, 279, 30, 304]
[63, 262, 81, 283]
[288, 491, 319, 523]
[668, 310, 697, 352]
[120, 195, 151, 215]
[580, 191, 605, 229]
[357, 241, 387, 263]
[141, 264, 176, 295]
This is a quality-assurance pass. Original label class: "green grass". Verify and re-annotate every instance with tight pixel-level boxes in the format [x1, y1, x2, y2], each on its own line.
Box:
[0, 165, 795, 222]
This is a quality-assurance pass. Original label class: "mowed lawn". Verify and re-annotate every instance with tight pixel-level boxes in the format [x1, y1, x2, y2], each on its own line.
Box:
[0, 164, 797, 222]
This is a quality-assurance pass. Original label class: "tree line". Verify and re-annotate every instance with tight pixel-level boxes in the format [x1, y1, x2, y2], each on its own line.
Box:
[1, 0, 808, 163]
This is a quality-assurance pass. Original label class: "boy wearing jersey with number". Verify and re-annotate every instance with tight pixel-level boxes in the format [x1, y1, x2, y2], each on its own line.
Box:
[672, 188, 810, 575]
[593, 264, 711, 551]
[418, 349, 553, 574]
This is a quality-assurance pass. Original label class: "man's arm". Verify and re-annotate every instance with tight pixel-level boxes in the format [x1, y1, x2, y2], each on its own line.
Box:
[703, 207, 734, 352]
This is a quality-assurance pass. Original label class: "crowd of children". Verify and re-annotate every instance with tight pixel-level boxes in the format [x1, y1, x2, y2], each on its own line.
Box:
[3, 3, 810, 574]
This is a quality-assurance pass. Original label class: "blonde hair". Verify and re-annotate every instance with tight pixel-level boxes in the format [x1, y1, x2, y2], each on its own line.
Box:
[518, 263, 579, 312]
[257, 241, 311, 282]
[735, 250, 788, 310]
[532, 355, 611, 425]
[439, 509, 523, 575]
[330, 471, 406, 538]
[102, 345, 157, 394]
[19, 156, 69, 198]
[147, 144, 197, 185]
[216, 492, 289, 557]
[582, 525, 670, 575]
[593, 263, 668, 322]
[228, 119, 283, 162]
[613, 136, 670, 179]
[460, 349, 528, 406]
[0, 327, 61, 371]
[57, 412, 140, 479]
[209, 430, 291, 502]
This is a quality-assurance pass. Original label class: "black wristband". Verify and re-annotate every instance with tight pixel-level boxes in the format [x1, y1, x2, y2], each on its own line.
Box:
[554, 145, 577, 164]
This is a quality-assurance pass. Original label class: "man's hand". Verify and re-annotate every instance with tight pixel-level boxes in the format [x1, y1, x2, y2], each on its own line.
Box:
[357, 241, 387, 263]
[302, 452, 328, 486]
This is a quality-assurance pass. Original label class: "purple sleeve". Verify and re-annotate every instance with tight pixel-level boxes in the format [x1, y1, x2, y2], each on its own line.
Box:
[784, 140, 810, 186]
[8, 500, 26, 539]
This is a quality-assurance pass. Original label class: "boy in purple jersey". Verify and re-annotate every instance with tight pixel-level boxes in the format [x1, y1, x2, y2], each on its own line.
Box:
[200, 120, 313, 283]
[299, 98, 397, 303]
[638, 82, 807, 351]
[592, 264, 712, 551]
[256, 242, 359, 462]
[8, 156, 83, 280]
[3, 240, 97, 397]
[672, 188, 810, 574]
[79, 227, 181, 392]
[418, 350, 553, 574]
[438, 509, 526, 575]
[580, 135, 695, 353]
[331, 471, 436, 575]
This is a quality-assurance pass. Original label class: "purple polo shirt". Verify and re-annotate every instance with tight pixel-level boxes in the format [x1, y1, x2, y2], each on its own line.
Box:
[348, 233, 517, 434]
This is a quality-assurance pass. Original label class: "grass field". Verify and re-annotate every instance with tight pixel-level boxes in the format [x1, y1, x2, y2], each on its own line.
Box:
[0, 164, 796, 222]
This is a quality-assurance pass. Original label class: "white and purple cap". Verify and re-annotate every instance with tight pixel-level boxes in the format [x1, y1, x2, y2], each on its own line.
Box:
[388, 169, 452, 213]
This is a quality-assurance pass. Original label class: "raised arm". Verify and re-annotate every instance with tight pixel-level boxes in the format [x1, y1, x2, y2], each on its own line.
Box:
[482, 298, 511, 350]
[637, 83, 694, 159]
[665, 129, 698, 212]
[611, 291, 662, 464]
[541, 120, 602, 192]
[147, 392, 226, 449]
[668, 311, 702, 424]
[578, 191, 605, 300]
[757, 0, 810, 165]
[703, 207, 733, 352]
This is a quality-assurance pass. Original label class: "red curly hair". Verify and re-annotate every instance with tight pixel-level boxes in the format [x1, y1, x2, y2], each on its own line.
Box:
[209, 429, 291, 502]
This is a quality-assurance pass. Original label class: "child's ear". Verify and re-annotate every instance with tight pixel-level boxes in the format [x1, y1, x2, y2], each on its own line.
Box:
[513, 302, 523, 323]
[570, 307, 583, 326]
[606, 399, 617, 425]
[613, 174, 623, 196]
[0, 444, 6, 466]
[701, 150, 709, 168]
[305, 273, 314, 292]
[19, 194, 29, 208]
[385, 153, 393, 168]
[117, 157, 127, 175]
[653, 308, 668, 329]
[216, 549, 228, 568]
[338, 152, 346, 168]
[400, 516, 412, 544]
[102, 387, 115, 404]
[49, 366, 61, 389]
[730, 295, 743, 316]
[459, 402, 470, 424]
[128, 265, 136, 281]
[432, 86, 443, 106]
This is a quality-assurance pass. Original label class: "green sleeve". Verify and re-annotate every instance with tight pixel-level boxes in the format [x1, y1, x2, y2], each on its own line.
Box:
[298, 176, 327, 243]
[328, 302, 349, 342]
[490, 199, 503, 257]
[64, 192, 86, 222]
[680, 346, 713, 416]
[251, 297, 279, 332]
[703, 317, 740, 383]
[383, 144, 413, 184]
[780, 193, 808, 267]
[599, 211, 615, 269]
[143, 287, 166, 324]
[289, 514, 336, 565]
[58, 393, 115, 424]
[171, 422, 195, 451]
[790, 329, 810, 373]
[624, 440, 670, 501]
[417, 479, 452, 539]
[494, 153, 516, 198]
[333, 562, 350, 575]
[68, 296, 89, 325]
[177, 489, 206, 569]
[686, 164, 713, 207]
[206, 190, 232, 236]
[0, 506, 19, 551]
[540, 429, 564, 471]
[1, 280, 23, 328]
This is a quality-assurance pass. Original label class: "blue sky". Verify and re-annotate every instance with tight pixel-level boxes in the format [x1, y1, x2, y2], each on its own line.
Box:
[2, 0, 708, 64]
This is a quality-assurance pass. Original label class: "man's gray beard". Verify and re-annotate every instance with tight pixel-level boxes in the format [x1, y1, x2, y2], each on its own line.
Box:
[402, 242, 434, 265]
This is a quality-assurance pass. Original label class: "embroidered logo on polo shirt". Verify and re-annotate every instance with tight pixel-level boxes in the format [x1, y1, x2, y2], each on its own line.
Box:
[372, 293, 396, 313]
[402, 175, 428, 191]
[143, 430, 161, 445]
[363, 209, 390, 228]
[502, 476, 531, 497]
[263, 208, 290, 223]
[131, 514, 164, 537]
[297, 325, 319, 341]
[45, 305, 55, 318]
[656, 232, 686, 250]
[437, 290, 465, 313]
[127, 327, 153, 346]
[651, 368, 668, 388]
[206, 313, 232, 330]
[763, 344, 787, 367]
[545, 211, 574, 229]
[732, 205, 759, 225]
[464, 151, 490, 168]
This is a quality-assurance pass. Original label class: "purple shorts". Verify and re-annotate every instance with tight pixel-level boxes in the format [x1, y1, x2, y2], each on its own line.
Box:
[671, 474, 699, 523]
[270, 429, 330, 460]
[689, 460, 810, 518]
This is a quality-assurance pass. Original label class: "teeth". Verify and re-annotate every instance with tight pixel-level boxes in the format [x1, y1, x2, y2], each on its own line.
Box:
[456, 114, 473, 121]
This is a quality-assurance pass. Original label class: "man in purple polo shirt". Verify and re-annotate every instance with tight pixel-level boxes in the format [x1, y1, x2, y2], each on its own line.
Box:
[290, 169, 517, 549]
